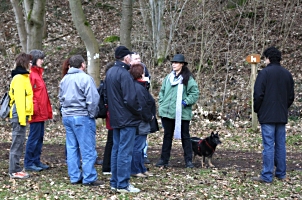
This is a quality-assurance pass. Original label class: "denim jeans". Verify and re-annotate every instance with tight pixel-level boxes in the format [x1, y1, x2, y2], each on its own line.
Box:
[102, 129, 113, 172]
[110, 127, 136, 189]
[131, 134, 147, 174]
[160, 118, 192, 164]
[63, 116, 98, 184]
[24, 122, 45, 167]
[9, 122, 27, 174]
[143, 140, 148, 158]
[260, 123, 286, 182]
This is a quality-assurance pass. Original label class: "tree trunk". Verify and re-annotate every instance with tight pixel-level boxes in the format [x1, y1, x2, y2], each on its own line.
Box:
[120, 0, 133, 49]
[68, 0, 100, 86]
[138, 0, 152, 36]
[149, 0, 166, 63]
[10, 0, 27, 52]
[24, 0, 46, 52]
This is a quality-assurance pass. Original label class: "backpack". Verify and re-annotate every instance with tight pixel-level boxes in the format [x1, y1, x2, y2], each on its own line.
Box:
[0, 92, 10, 119]
[96, 80, 107, 118]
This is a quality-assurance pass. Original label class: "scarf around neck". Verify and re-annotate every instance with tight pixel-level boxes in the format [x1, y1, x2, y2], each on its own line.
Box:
[168, 71, 183, 139]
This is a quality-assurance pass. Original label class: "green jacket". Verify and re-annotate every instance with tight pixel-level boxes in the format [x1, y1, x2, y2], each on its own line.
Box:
[159, 75, 199, 120]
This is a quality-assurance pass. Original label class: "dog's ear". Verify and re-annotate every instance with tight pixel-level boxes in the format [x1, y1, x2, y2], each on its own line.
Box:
[211, 132, 214, 136]
[215, 132, 219, 136]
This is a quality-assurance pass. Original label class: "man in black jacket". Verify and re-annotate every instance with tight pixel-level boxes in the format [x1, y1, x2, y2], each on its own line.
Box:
[252, 46, 295, 183]
[105, 46, 142, 193]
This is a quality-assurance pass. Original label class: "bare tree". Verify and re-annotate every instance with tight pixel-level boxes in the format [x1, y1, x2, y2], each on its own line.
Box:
[120, 0, 133, 49]
[10, 0, 46, 52]
[68, 0, 100, 86]
[149, 0, 166, 62]
[136, 0, 189, 64]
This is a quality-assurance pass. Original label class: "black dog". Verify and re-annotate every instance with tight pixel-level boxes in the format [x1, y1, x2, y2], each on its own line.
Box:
[191, 132, 222, 168]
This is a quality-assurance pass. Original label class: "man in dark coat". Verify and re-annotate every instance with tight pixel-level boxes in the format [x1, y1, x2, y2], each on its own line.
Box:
[252, 46, 295, 183]
[105, 46, 142, 193]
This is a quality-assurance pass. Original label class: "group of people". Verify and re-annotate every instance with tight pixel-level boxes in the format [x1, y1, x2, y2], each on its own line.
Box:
[9, 50, 52, 179]
[7, 45, 294, 192]
[104, 46, 200, 192]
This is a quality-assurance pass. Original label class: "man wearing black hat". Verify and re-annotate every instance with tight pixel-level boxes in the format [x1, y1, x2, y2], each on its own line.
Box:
[105, 46, 142, 193]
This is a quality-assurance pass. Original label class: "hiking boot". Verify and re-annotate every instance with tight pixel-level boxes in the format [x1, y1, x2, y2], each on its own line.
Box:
[9, 171, 30, 179]
[36, 163, 50, 170]
[117, 184, 140, 193]
[25, 165, 43, 172]
[186, 161, 194, 168]
[83, 180, 104, 186]
[155, 159, 168, 167]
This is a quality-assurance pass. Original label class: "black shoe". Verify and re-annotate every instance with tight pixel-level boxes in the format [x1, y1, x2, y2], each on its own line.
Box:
[95, 160, 103, 165]
[25, 165, 43, 172]
[144, 158, 151, 164]
[186, 161, 194, 168]
[155, 159, 168, 167]
[276, 176, 286, 182]
[71, 178, 83, 185]
[83, 180, 104, 186]
[251, 176, 271, 183]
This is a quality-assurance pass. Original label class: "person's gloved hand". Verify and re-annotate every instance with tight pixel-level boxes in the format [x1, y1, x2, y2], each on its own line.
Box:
[182, 100, 187, 108]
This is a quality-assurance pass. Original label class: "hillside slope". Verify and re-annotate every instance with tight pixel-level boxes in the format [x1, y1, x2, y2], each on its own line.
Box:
[0, 0, 301, 123]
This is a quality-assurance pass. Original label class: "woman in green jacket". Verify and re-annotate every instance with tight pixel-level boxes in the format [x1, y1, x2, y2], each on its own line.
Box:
[156, 54, 199, 168]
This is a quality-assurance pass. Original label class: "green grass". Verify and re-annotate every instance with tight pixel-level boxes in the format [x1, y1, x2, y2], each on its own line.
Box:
[103, 35, 120, 43]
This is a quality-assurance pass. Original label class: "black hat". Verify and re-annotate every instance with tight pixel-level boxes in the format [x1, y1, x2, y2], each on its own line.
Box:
[115, 46, 134, 59]
[171, 54, 188, 65]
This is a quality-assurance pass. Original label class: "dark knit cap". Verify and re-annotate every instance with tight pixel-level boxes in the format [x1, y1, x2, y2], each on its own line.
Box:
[115, 46, 133, 59]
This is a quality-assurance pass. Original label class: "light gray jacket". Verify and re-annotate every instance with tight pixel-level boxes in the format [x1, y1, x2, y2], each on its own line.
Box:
[59, 68, 100, 118]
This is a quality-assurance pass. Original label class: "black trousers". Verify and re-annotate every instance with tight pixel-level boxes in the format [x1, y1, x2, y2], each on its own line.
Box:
[102, 129, 113, 172]
[160, 117, 192, 163]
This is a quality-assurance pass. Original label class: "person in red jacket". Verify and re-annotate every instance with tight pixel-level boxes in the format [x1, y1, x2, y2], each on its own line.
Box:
[24, 49, 53, 171]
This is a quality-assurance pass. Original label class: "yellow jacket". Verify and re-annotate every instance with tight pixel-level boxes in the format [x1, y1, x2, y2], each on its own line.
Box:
[9, 74, 33, 126]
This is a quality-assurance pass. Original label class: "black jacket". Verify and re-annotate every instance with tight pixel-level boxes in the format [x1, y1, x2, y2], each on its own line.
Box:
[135, 80, 154, 122]
[253, 63, 295, 124]
[105, 61, 142, 128]
[135, 80, 159, 134]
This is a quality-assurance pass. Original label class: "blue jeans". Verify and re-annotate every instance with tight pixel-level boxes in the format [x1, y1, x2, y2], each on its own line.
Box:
[260, 123, 286, 182]
[24, 122, 45, 167]
[110, 127, 136, 189]
[63, 116, 98, 184]
[131, 134, 147, 174]
[143, 140, 148, 158]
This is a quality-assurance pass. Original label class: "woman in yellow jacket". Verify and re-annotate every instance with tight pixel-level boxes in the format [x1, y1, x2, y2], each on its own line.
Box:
[8, 53, 33, 179]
